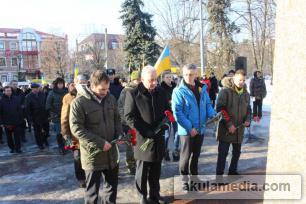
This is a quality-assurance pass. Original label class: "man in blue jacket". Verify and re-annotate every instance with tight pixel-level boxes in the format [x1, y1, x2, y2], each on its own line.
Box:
[172, 64, 216, 177]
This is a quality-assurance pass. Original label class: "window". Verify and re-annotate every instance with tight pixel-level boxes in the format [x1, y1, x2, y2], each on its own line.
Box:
[21, 32, 38, 51]
[11, 58, 18, 66]
[1, 75, 7, 82]
[0, 58, 6, 66]
[0, 41, 4, 50]
[111, 41, 119, 49]
[10, 42, 17, 50]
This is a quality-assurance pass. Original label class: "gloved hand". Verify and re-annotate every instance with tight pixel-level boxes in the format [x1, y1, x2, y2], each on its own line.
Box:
[160, 124, 169, 131]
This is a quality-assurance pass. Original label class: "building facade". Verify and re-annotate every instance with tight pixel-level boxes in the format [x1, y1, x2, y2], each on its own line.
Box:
[0, 28, 67, 82]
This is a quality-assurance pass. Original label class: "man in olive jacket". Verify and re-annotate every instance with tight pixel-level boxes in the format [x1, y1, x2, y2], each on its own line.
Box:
[69, 70, 122, 204]
[216, 69, 251, 176]
[124, 66, 169, 204]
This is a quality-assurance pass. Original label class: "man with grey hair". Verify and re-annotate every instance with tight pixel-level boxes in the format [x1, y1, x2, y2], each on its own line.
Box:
[172, 64, 216, 178]
[61, 74, 88, 188]
[125, 65, 170, 204]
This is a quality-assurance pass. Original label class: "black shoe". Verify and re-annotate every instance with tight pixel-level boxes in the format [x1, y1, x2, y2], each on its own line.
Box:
[39, 145, 44, 150]
[164, 150, 170, 161]
[10, 149, 15, 153]
[228, 171, 240, 175]
[21, 138, 27, 143]
[45, 140, 49, 147]
[16, 150, 22, 154]
[0, 140, 4, 144]
[128, 168, 136, 175]
[140, 197, 148, 204]
[172, 150, 180, 162]
[148, 197, 168, 204]
[79, 180, 86, 188]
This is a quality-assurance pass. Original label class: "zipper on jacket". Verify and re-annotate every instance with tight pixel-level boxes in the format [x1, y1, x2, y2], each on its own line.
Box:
[151, 92, 156, 122]
[237, 93, 241, 143]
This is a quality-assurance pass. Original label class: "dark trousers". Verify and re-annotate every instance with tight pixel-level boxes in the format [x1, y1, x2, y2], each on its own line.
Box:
[73, 149, 86, 181]
[179, 135, 204, 175]
[85, 166, 118, 204]
[0, 126, 3, 142]
[211, 99, 216, 109]
[216, 141, 242, 175]
[33, 122, 49, 147]
[21, 119, 27, 142]
[253, 98, 263, 118]
[135, 160, 161, 199]
[5, 126, 21, 151]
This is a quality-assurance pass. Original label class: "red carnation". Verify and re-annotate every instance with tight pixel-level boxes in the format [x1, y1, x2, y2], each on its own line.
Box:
[221, 109, 230, 122]
[164, 110, 175, 123]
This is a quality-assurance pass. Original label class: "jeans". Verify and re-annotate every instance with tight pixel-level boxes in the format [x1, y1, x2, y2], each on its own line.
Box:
[165, 122, 180, 151]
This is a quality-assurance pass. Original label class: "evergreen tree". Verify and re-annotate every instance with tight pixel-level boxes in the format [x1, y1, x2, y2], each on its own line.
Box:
[207, 0, 239, 72]
[120, 0, 160, 71]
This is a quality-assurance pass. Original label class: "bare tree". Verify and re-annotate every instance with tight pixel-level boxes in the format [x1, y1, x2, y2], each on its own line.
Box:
[232, 0, 276, 73]
[146, 0, 203, 67]
[40, 36, 69, 80]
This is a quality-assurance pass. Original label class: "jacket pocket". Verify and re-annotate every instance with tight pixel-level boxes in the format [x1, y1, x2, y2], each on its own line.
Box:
[85, 108, 101, 124]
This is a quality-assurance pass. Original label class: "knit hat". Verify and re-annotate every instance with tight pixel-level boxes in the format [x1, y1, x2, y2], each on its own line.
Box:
[31, 83, 40, 88]
[130, 71, 140, 81]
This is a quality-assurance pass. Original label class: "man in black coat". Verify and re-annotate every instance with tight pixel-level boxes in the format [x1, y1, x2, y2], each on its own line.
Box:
[25, 83, 49, 149]
[0, 86, 24, 153]
[107, 69, 124, 100]
[124, 66, 170, 204]
[10, 80, 27, 142]
[209, 72, 219, 108]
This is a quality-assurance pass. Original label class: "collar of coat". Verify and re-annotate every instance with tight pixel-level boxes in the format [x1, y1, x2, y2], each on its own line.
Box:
[221, 77, 248, 93]
[137, 82, 157, 95]
[78, 85, 108, 104]
[180, 79, 206, 94]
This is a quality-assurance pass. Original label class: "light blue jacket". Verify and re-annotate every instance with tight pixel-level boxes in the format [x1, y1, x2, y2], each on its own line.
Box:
[171, 80, 216, 136]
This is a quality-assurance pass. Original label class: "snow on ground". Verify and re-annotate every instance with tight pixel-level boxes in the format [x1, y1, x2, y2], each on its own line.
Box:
[0, 80, 272, 203]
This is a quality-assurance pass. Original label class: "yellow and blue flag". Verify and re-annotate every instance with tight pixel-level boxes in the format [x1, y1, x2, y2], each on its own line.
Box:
[74, 63, 79, 77]
[154, 45, 171, 76]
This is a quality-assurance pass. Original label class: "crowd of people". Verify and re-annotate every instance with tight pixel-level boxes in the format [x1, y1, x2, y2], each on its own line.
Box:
[0, 66, 267, 204]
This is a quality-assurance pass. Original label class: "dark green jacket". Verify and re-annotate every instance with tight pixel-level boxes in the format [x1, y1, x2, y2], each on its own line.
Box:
[216, 77, 251, 143]
[69, 85, 122, 171]
[46, 88, 67, 123]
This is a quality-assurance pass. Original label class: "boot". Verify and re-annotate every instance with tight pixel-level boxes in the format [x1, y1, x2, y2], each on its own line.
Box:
[164, 150, 170, 161]
[172, 150, 180, 162]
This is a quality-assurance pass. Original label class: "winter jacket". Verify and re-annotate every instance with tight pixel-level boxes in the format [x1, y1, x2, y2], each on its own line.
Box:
[118, 82, 138, 126]
[109, 81, 124, 100]
[25, 92, 49, 125]
[160, 81, 176, 103]
[250, 75, 267, 100]
[209, 76, 219, 100]
[172, 80, 216, 136]
[61, 92, 79, 148]
[216, 77, 252, 143]
[12, 88, 25, 106]
[46, 88, 68, 123]
[69, 86, 122, 171]
[124, 82, 170, 162]
[0, 95, 23, 126]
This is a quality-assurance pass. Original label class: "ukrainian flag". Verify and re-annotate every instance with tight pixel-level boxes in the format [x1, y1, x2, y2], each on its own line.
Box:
[74, 63, 79, 77]
[154, 45, 171, 76]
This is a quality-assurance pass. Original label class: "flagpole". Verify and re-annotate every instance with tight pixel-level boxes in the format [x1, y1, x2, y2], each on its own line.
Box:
[199, 0, 205, 75]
